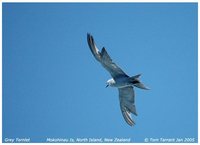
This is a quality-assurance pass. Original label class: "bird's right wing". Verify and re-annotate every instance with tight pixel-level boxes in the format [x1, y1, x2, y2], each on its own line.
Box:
[119, 86, 137, 126]
[87, 33, 128, 79]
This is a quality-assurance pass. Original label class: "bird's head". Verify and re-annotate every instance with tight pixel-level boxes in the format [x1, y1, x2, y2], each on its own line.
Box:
[106, 78, 115, 88]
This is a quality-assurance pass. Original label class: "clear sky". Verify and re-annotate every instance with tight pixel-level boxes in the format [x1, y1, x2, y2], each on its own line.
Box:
[3, 3, 198, 143]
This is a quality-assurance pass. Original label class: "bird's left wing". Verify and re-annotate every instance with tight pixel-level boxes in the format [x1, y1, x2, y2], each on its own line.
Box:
[87, 33, 128, 79]
[119, 86, 137, 126]
[87, 33, 101, 62]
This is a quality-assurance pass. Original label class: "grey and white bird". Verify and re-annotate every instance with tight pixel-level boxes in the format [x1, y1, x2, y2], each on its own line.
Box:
[87, 33, 149, 126]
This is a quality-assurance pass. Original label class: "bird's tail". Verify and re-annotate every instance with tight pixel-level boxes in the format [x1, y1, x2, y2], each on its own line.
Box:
[130, 74, 150, 90]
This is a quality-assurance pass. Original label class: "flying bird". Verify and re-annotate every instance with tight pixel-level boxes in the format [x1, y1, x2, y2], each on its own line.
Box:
[87, 33, 149, 126]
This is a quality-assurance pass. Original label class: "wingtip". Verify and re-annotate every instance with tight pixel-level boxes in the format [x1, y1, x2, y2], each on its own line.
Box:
[87, 33, 93, 45]
[87, 33, 91, 39]
[87, 33, 93, 39]
[122, 110, 135, 127]
[87, 32, 91, 36]
[129, 121, 135, 127]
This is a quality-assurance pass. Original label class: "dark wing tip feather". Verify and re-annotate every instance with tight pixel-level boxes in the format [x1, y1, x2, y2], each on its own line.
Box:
[87, 33, 101, 62]
[87, 33, 93, 47]
[87, 32, 91, 38]
[122, 110, 135, 126]
[87, 33, 92, 43]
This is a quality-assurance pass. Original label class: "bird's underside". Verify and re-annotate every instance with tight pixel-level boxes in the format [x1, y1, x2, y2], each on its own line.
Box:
[87, 33, 148, 126]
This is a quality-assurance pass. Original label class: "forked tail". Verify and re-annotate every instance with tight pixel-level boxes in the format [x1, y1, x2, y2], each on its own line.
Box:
[130, 74, 150, 90]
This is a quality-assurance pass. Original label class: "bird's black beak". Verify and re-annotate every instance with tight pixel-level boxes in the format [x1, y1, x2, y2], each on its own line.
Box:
[106, 84, 109, 88]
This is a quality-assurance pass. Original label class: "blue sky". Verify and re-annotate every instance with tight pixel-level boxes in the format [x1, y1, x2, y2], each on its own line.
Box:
[3, 3, 198, 143]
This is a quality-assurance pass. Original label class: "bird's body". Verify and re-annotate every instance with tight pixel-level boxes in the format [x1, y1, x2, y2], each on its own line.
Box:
[107, 77, 130, 88]
[87, 33, 149, 126]
[107, 76, 137, 88]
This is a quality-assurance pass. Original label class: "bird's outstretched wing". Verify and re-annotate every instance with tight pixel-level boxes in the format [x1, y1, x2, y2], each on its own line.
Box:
[119, 86, 137, 126]
[87, 33, 128, 79]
